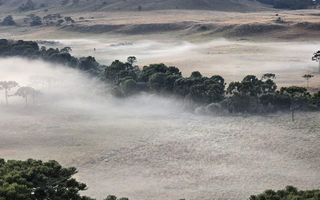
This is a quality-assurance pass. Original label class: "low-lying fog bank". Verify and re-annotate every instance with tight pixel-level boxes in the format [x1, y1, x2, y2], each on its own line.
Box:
[0, 46, 320, 200]
[53, 38, 320, 88]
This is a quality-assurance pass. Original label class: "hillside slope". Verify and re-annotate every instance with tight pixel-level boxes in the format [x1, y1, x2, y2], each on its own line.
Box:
[0, 0, 272, 14]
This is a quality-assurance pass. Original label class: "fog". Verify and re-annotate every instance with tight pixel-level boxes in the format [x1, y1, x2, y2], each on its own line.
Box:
[55, 38, 319, 86]
[0, 39, 320, 200]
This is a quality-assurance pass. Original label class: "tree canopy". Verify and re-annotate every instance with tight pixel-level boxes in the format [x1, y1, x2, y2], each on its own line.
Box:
[1, 16, 15, 26]
[0, 158, 94, 200]
[249, 185, 320, 200]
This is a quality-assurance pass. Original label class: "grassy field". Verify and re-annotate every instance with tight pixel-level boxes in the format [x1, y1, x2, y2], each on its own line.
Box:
[0, 4, 320, 200]
[0, 92, 320, 200]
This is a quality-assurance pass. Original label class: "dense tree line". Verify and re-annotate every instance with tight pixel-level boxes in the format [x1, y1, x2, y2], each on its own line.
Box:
[1, 39, 320, 121]
[256, 0, 317, 9]
[250, 185, 320, 200]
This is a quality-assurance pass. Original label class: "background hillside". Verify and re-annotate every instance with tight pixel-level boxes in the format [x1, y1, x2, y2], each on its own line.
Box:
[0, 0, 272, 14]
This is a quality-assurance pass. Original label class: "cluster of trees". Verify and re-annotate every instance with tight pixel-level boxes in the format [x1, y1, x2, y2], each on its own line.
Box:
[249, 185, 320, 200]
[0, 158, 128, 200]
[257, 0, 318, 9]
[18, 0, 35, 12]
[0, 39, 103, 74]
[0, 158, 133, 200]
[1, 39, 320, 121]
[1, 12, 73, 27]
[0, 80, 42, 107]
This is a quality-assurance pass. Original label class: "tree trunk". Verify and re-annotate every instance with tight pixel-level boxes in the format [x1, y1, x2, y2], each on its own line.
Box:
[5, 88, 8, 106]
[25, 91, 28, 107]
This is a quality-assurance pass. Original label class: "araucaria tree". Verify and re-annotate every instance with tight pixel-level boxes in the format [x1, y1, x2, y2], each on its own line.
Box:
[15, 86, 40, 106]
[312, 50, 320, 73]
[279, 86, 309, 121]
[302, 74, 314, 88]
[0, 158, 95, 200]
[0, 81, 19, 106]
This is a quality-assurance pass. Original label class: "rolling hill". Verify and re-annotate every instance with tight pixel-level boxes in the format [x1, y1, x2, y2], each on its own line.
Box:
[0, 0, 272, 14]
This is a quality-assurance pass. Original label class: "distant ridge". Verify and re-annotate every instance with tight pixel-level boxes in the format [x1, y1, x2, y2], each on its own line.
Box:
[0, 0, 272, 14]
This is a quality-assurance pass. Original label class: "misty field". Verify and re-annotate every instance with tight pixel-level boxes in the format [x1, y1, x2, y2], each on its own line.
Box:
[0, 56, 320, 199]
[1, 94, 320, 200]
[1, 9, 320, 198]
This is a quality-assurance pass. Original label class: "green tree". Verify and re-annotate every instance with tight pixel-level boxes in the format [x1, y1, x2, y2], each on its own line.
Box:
[19, 0, 35, 12]
[0, 81, 19, 106]
[122, 79, 138, 96]
[261, 73, 276, 80]
[148, 73, 167, 92]
[0, 158, 95, 200]
[312, 90, 320, 107]
[1, 15, 15, 26]
[249, 185, 320, 200]
[78, 56, 100, 75]
[226, 74, 276, 113]
[127, 56, 137, 66]
[279, 86, 309, 121]
[60, 46, 72, 53]
[190, 71, 202, 78]
[64, 16, 73, 23]
[302, 74, 314, 88]
[30, 16, 42, 26]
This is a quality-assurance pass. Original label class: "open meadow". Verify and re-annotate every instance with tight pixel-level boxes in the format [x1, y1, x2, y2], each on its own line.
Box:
[1, 6, 320, 200]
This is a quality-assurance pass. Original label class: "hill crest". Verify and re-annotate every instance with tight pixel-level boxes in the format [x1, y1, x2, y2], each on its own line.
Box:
[0, 0, 272, 14]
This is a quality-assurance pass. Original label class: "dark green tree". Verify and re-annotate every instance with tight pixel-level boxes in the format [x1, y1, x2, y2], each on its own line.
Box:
[1, 15, 15, 26]
[30, 16, 42, 26]
[279, 86, 309, 121]
[249, 185, 320, 200]
[127, 56, 137, 66]
[64, 16, 73, 23]
[261, 73, 276, 80]
[78, 56, 100, 74]
[190, 71, 202, 78]
[60, 46, 72, 53]
[121, 79, 138, 96]
[0, 158, 95, 200]
[148, 72, 167, 92]
[302, 74, 314, 88]
[18, 0, 35, 12]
